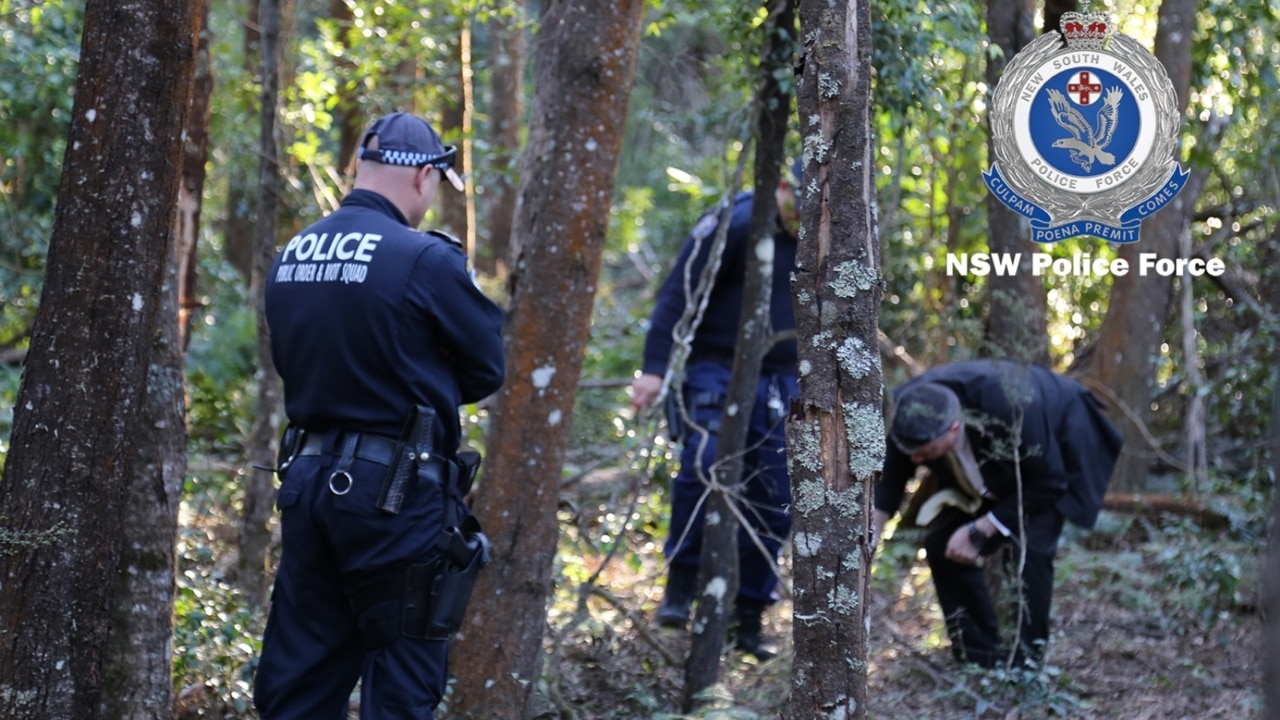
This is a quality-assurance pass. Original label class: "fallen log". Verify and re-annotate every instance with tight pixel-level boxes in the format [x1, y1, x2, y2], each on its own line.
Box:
[1100, 492, 1233, 530]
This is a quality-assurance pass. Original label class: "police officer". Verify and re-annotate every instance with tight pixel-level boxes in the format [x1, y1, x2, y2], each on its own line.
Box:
[872, 360, 1121, 668]
[254, 112, 505, 719]
[629, 172, 800, 660]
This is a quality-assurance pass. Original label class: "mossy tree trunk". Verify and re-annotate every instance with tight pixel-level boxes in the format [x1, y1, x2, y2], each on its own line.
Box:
[788, 0, 882, 716]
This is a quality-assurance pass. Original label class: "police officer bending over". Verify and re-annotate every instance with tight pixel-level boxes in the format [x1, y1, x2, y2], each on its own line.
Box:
[254, 112, 505, 719]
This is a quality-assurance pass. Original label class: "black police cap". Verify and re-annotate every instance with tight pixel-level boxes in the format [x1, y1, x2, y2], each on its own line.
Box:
[358, 112, 464, 191]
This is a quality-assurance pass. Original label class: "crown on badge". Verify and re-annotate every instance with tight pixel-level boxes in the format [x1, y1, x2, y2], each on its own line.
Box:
[1059, 11, 1112, 49]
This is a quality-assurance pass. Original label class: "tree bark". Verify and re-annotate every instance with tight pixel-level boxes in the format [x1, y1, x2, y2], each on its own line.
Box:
[1268, 470, 1280, 720]
[983, 0, 1047, 365]
[329, 0, 362, 180]
[0, 1, 202, 717]
[446, 2, 646, 717]
[1080, 0, 1197, 492]
[479, 0, 526, 276]
[178, 5, 214, 350]
[682, 0, 794, 710]
[99, 7, 210, 719]
[238, 0, 285, 606]
[789, 0, 881, 717]
[438, 20, 475, 254]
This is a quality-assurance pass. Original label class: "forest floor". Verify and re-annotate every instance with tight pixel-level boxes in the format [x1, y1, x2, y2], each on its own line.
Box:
[178, 468, 1267, 720]
[533, 473, 1267, 720]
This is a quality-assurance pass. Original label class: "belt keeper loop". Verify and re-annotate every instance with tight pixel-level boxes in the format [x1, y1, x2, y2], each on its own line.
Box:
[328, 432, 359, 495]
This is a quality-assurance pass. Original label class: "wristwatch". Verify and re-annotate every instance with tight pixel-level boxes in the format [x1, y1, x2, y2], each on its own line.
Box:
[967, 522, 987, 547]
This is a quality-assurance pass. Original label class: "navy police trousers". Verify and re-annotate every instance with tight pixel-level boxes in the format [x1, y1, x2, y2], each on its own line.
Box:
[253, 433, 452, 719]
[664, 360, 797, 604]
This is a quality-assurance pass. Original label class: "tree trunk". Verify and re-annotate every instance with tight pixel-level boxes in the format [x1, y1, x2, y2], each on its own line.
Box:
[788, 0, 881, 717]
[224, 0, 262, 280]
[1268, 374, 1280, 720]
[238, 0, 285, 606]
[178, 4, 214, 350]
[446, 2, 646, 717]
[1080, 0, 1196, 492]
[329, 0, 362, 180]
[983, 0, 1047, 365]
[438, 20, 475, 254]
[682, 0, 794, 710]
[479, 0, 526, 276]
[100, 7, 210, 719]
[0, 1, 202, 717]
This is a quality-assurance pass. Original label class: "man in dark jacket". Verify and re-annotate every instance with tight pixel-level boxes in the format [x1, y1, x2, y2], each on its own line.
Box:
[629, 175, 799, 659]
[872, 360, 1121, 668]
[255, 112, 505, 719]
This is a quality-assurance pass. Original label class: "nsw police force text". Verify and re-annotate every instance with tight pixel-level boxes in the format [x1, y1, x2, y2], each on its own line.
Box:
[946, 252, 1225, 278]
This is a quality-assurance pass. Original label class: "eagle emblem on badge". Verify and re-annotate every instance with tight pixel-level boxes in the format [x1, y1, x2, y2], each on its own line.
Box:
[983, 12, 1189, 243]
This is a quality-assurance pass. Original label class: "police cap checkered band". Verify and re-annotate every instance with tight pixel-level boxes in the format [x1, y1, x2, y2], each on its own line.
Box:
[358, 112, 465, 191]
[890, 382, 961, 453]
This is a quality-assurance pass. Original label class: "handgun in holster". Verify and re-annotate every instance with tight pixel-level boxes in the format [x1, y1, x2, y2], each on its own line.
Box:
[378, 404, 491, 638]
[402, 514, 491, 639]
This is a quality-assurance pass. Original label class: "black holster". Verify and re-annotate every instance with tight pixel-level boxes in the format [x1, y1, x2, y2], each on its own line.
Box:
[403, 515, 491, 639]
[349, 405, 491, 643]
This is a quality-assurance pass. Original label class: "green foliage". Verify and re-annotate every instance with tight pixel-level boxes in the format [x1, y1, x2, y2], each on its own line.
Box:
[185, 256, 258, 455]
[172, 498, 262, 717]
[0, 0, 81, 350]
[941, 663, 1090, 719]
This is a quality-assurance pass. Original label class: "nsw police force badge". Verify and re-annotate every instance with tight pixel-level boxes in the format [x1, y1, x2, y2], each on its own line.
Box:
[983, 11, 1189, 244]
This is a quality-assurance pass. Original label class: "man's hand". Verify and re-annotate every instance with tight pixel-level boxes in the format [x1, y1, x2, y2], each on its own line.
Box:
[945, 518, 992, 565]
[629, 373, 664, 413]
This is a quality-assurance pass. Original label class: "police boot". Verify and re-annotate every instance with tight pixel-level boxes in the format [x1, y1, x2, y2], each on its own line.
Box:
[656, 564, 699, 628]
[732, 598, 776, 661]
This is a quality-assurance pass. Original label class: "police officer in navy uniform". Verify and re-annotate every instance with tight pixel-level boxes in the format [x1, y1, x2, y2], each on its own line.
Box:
[254, 112, 505, 719]
[629, 172, 800, 660]
[871, 360, 1121, 668]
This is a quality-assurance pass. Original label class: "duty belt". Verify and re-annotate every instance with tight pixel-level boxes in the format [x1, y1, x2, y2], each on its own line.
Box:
[296, 430, 458, 484]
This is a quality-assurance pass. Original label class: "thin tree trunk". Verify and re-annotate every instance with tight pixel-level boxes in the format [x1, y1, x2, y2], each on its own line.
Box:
[178, 5, 214, 349]
[224, 0, 262, 280]
[1268, 469, 1280, 720]
[238, 0, 284, 606]
[983, 0, 1047, 365]
[480, 0, 525, 276]
[1178, 230, 1207, 492]
[0, 0, 202, 716]
[439, 21, 475, 254]
[446, 2, 646, 716]
[329, 0, 361, 179]
[788, 0, 881, 716]
[682, 0, 794, 709]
